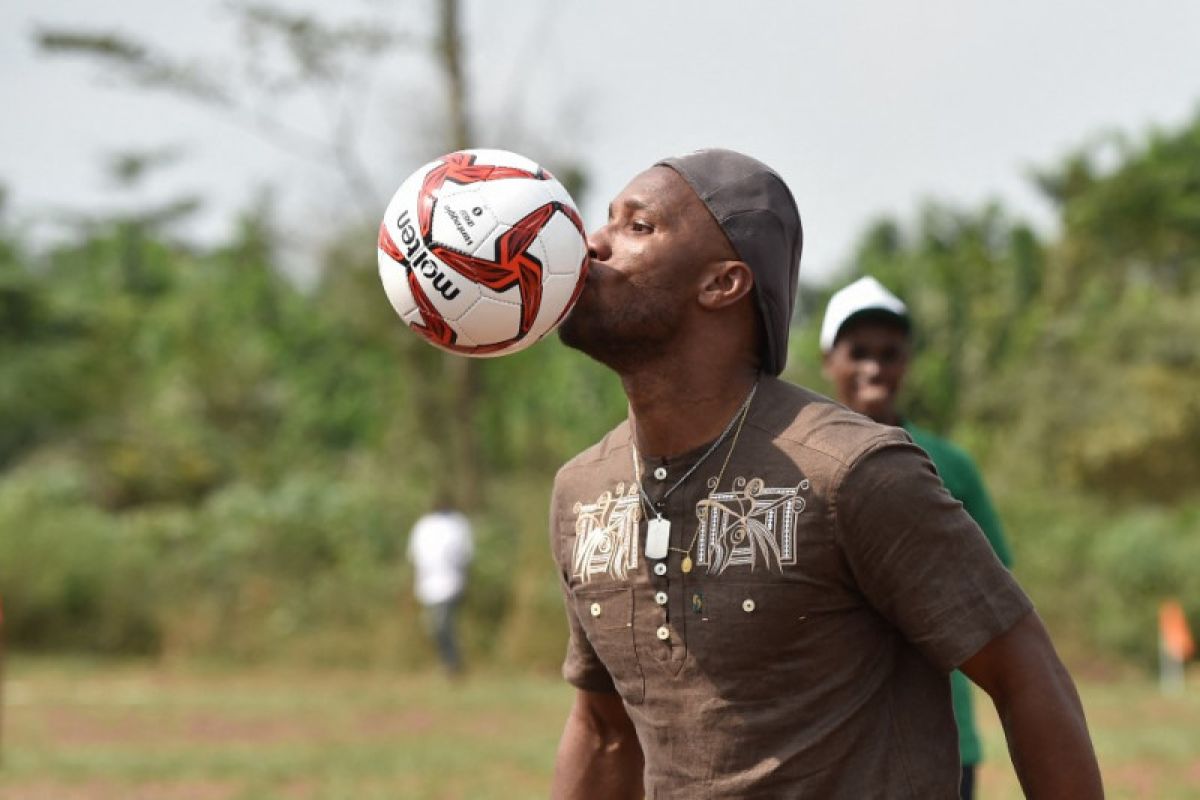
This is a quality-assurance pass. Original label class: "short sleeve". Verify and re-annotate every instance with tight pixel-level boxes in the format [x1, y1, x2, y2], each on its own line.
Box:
[549, 478, 618, 693]
[832, 443, 1033, 671]
[952, 455, 1014, 568]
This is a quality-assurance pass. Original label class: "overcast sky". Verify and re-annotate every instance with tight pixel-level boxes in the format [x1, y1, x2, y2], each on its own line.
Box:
[3, 0, 1198, 287]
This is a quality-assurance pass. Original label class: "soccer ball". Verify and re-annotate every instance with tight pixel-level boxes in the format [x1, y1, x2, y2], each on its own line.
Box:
[376, 148, 589, 357]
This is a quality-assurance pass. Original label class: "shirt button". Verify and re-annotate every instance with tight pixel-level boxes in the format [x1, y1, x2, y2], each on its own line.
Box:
[654, 591, 668, 605]
[656, 625, 670, 641]
[590, 602, 602, 617]
[653, 563, 668, 576]
[653, 467, 668, 480]
[742, 598, 756, 613]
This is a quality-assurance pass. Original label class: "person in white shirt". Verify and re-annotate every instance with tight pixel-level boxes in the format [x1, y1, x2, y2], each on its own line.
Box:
[407, 501, 474, 675]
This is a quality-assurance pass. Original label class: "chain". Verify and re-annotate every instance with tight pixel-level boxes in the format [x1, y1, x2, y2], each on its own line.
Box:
[671, 391, 754, 560]
[629, 380, 758, 519]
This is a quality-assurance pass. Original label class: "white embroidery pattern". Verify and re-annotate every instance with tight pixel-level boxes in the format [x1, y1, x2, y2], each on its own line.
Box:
[572, 482, 641, 583]
[695, 477, 810, 575]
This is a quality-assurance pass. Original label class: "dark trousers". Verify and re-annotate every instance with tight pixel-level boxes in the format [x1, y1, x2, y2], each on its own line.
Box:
[960, 764, 975, 800]
[422, 595, 463, 675]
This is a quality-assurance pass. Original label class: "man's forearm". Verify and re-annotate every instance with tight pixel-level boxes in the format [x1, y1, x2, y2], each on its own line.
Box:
[964, 612, 1104, 799]
[552, 693, 643, 800]
[995, 655, 1103, 798]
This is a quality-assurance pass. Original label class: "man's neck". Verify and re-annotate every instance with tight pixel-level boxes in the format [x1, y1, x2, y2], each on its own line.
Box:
[622, 360, 760, 458]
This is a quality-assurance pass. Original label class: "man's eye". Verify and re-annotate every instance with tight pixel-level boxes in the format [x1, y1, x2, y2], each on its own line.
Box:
[630, 220, 654, 233]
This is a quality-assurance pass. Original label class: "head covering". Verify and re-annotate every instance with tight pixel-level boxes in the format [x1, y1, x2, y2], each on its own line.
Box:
[656, 149, 803, 375]
[819, 276, 910, 353]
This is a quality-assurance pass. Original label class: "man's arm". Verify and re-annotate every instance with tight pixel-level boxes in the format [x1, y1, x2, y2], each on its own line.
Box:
[552, 689, 643, 800]
[960, 610, 1103, 799]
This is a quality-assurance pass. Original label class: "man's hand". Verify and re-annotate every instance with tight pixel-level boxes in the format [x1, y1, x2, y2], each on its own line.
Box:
[552, 689, 644, 800]
[961, 610, 1104, 799]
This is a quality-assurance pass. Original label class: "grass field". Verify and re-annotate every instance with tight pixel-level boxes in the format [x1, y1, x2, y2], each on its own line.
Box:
[0, 657, 1197, 799]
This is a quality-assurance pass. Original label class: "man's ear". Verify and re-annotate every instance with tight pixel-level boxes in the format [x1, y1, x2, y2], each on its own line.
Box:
[697, 260, 754, 310]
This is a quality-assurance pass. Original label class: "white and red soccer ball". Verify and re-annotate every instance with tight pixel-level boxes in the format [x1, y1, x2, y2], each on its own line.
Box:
[377, 149, 589, 356]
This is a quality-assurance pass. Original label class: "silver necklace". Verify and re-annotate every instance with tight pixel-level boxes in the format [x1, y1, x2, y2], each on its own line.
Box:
[630, 380, 759, 560]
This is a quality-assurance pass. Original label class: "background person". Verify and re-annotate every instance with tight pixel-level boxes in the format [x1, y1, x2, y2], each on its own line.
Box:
[820, 275, 1015, 799]
[407, 496, 474, 676]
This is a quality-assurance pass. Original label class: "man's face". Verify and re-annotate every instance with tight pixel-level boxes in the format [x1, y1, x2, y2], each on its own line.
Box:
[821, 318, 911, 424]
[558, 166, 727, 369]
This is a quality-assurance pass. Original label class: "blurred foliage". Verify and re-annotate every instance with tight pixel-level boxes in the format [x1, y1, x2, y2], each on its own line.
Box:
[0, 179, 620, 669]
[3, 106, 1200, 671]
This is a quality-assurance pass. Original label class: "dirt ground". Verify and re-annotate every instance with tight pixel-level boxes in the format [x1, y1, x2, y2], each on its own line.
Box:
[0, 658, 1196, 799]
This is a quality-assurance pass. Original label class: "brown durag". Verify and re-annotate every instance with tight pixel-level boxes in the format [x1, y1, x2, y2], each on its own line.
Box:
[656, 149, 803, 375]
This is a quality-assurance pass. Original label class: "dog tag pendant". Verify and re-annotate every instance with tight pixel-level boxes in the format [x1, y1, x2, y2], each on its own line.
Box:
[681, 555, 693, 574]
[645, 516, 671, 559]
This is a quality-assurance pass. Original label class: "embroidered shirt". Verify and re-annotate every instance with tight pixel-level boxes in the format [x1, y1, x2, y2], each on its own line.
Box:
[903, 420, 1015, 768]
[549, 376, 1032, 799]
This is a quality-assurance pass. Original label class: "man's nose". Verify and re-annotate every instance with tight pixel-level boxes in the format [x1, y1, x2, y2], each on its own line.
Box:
[587, 225, 611, 262]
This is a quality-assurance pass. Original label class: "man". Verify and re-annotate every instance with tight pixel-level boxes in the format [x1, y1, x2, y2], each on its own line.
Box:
[407, 498, 474, 676]
[550, 148, 1102, 798]
[821, 276, 1016, 799]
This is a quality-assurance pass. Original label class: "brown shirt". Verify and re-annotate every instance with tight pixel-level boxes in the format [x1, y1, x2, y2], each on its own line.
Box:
[550, 376, 1033, 799]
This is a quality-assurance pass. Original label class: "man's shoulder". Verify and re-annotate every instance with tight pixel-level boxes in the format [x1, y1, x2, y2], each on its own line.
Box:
[554, 420, 631, 485]
[755, 376, 911, 470]
[903, 422, 979, 475]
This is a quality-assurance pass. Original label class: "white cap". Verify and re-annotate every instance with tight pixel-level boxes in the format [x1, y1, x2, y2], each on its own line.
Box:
[819, 276, 909, 352]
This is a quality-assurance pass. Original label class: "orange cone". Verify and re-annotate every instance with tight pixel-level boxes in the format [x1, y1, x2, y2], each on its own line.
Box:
[1160, 600, 1195, 662]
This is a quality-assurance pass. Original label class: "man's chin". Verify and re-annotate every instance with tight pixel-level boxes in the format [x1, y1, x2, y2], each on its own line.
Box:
[556, 313, 643, 372]
[556, 315, 610, 365]
[556, 309, 590, 353]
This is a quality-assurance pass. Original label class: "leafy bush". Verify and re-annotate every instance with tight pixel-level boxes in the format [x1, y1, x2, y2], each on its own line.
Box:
[0, 459, 160, 653]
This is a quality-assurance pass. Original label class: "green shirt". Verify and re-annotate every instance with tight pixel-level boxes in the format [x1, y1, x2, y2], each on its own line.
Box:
[903, 421, 1013, 766]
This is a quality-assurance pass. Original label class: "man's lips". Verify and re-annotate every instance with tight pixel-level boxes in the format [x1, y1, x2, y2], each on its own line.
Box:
[566, 260, 604, 309]
[578, 259, 613, 292]
[584, 258, 610, 278]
